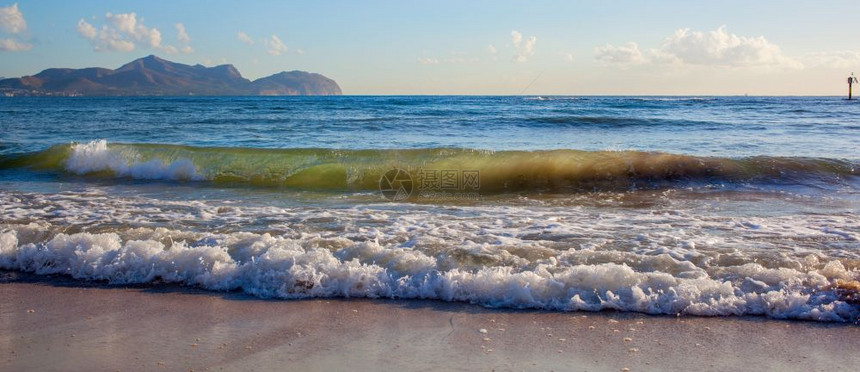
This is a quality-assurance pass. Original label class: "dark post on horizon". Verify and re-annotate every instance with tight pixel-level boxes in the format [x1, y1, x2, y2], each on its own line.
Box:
[850, 73, 859, 100]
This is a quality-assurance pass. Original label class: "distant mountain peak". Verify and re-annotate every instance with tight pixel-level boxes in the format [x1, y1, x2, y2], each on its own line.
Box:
[210, 64, 243, 79]
[0, 55, 341, 96]
[251, 70, 342, 96]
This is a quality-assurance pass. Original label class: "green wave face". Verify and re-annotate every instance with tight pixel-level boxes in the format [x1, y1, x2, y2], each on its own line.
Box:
[1, 140, 857, 193]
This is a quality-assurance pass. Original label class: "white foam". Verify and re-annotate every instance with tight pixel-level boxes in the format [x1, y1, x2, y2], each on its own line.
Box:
[65, 140, 203, 181]
[0, 188, 858, 322]
[0, 221, 857, 322]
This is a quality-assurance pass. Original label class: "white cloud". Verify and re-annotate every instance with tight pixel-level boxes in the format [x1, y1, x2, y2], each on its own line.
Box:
[0, 3, 26, 34]
[803, 51, 860, 69]
[594, 26, 801, 70]
[511, 30, 536, 63]
[162, 45, 177, 54]
[237, 31, 253, 45]
[562, 53, 574, 63]
[0, 3, 30, 52]
[76, 19, 97, 39]
[161, 45, 178, 54]
[594, 42, 645, 65]
[265, 34, 287, 55]
[656, 26, 800, 68]
[106, 12, 161, 48]
[511, 31, 522, 48]
[162, 44, 193, 55]
[0, 37, 30, 51]
[647, 48, 682, 65]
[77, 13, 164, 52]
[175, 23, 190, 43]
[417, 53, 481, 65]
[160, 23, 193, 55]
[105, 12, 134, 33]
[295, 48, 305, 55]
[97, 28, 135, 52]
[487, 44, 497, 54]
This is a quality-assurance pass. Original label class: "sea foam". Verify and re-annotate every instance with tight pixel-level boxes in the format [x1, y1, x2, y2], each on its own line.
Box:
[1, 184, 858, 322]
[1, 221, 857, 322]
[66, 140, 202, 181]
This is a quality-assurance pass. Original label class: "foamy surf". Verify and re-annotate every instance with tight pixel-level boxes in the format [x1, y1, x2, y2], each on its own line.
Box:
[0, 189, 857, 322]
[66, 140, 203, 181]
[1, 224, 857, 322]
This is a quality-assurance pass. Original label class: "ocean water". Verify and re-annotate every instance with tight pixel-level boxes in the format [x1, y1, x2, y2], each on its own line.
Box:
[1, 96, 858, 322]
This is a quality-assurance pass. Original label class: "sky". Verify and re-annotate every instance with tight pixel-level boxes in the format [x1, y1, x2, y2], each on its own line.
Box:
[0, 0, 858, 95]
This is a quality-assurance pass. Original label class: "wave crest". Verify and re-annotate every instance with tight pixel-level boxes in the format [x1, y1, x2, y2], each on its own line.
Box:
[66, 140, 202, 181]
[1, 140, 857, 193]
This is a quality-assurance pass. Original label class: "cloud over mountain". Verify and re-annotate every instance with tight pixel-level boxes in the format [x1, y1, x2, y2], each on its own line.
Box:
[0, 2, 26, 34]
[265, 34, 288, 55]
[75, 12, 195, 55]
[0, 3, 30, 52]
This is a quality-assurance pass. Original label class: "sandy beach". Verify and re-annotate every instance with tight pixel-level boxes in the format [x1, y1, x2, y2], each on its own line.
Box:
[0, 271, 856, 372]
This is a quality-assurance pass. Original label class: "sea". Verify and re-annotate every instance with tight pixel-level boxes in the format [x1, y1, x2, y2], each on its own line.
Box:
[1, 96, 858, 322]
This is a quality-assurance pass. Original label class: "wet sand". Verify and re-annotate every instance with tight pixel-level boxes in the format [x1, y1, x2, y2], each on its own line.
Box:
[1, 271, 857, 372]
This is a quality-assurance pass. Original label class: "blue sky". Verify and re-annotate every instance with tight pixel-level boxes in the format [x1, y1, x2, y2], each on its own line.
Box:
[1, 1, 858, 94]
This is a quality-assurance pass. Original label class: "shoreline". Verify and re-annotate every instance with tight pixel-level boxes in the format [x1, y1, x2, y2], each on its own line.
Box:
[1, 271, 857, 371]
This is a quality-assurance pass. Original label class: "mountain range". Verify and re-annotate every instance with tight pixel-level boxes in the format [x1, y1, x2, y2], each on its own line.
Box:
[0, 55, 342, 96]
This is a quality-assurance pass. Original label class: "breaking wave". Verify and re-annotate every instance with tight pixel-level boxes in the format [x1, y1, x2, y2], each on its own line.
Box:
[0, 140, 856, 193]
